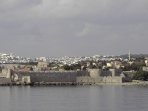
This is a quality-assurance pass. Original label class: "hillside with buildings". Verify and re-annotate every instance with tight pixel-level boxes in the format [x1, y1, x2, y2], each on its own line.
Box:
[0, 52, 148, 85]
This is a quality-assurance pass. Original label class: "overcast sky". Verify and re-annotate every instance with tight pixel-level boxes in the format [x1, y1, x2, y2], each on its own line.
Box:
[0, 0, 148, 57]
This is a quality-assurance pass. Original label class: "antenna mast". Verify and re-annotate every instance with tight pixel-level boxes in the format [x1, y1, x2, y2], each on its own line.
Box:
[128, 50, 131, 61]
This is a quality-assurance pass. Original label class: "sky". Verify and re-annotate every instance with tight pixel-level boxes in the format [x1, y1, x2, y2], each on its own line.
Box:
[0, 0, 148, 57]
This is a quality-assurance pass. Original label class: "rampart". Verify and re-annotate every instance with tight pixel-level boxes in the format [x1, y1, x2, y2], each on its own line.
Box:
[12, 71, 79, 84]
[0, 69, 130, 85]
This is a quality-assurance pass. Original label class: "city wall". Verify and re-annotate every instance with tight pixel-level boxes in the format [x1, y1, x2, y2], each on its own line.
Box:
[0, 78, 11, 85]
[0, 69, 129, 85]
[76, 76, 123, 84]
[12, 71, 79, 84]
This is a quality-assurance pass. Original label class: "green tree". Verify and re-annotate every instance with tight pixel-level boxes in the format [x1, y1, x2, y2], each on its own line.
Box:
[133, 70, 148, 81]
[63, 65, 71, 70]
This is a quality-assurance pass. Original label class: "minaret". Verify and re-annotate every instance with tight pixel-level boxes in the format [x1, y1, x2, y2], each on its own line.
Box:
[128, 50, 131, 61]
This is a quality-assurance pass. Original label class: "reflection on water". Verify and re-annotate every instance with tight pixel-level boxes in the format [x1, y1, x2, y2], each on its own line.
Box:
[0, 86, 148, 111]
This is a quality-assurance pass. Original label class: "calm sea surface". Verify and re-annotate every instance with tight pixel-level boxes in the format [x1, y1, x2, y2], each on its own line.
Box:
[0, 85, 148, 111]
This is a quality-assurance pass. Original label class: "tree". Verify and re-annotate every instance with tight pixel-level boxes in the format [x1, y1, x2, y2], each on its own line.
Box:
[133, 70, 148, 81]
[63, 65, 71, 70]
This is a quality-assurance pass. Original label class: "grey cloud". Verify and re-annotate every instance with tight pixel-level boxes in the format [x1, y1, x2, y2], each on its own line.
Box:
[0, 0, 148, 57]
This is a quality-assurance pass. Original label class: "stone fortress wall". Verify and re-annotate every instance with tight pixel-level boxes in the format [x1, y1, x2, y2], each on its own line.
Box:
[77, 69, 124, 84]
[0, 68, 130, 85]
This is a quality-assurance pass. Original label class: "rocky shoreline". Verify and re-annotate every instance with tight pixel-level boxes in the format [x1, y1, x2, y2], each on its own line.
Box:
[95, 81, 148, 86]
[0, 80, 148, 86]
